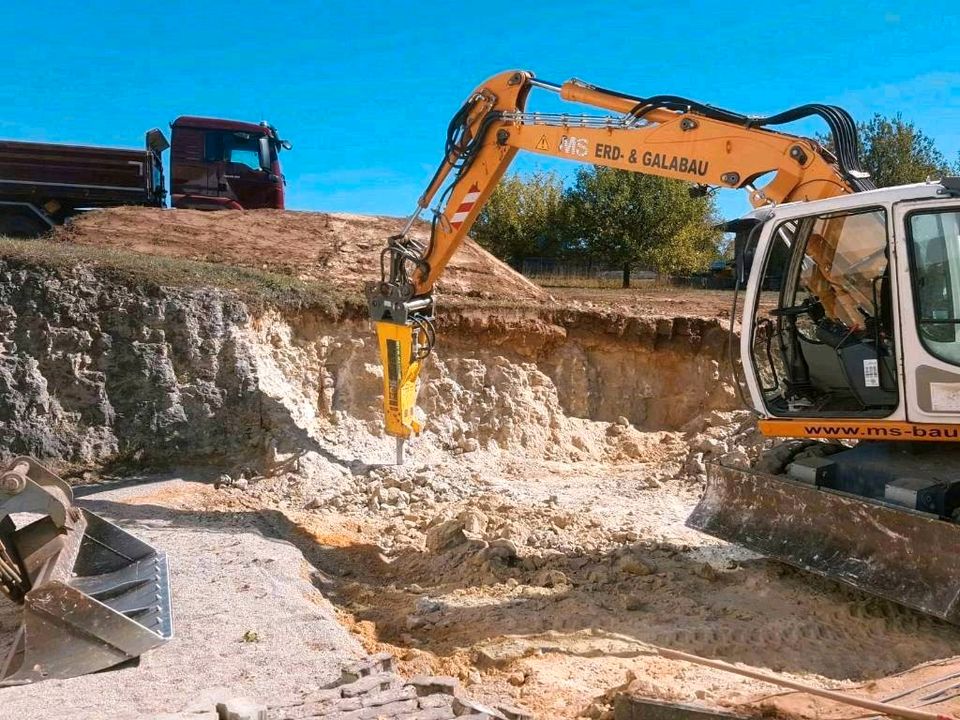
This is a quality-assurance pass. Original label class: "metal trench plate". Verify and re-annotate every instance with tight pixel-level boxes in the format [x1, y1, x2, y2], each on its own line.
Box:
[0, 509, 172, 685]
[687, 464, 960, 624]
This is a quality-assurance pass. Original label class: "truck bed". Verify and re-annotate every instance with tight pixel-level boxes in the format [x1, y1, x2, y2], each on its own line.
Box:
[0, 139, 163, 208]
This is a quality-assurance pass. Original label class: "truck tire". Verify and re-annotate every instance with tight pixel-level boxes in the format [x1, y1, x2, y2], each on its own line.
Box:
[0, 206, 53, 238]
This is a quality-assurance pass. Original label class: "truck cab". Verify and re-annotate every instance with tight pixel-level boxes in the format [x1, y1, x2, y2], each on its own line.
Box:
[169, 116, 290, 211]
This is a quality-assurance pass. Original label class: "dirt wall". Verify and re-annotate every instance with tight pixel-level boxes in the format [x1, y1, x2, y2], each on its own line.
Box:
[0, 256, 737, 470]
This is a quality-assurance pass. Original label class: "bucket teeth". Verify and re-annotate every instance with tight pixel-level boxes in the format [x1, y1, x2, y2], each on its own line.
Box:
[0, 457, 172, 684]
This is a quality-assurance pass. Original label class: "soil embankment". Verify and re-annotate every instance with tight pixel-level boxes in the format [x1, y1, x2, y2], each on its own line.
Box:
[55, 206, 547, 303]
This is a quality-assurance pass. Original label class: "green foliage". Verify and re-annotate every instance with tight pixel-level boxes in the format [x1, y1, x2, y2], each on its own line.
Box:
[471, 170, 566, 265]
[471, 167, 721, 285]
[819, 113, 956, 188]
[564, 167, 720, 282]
[857, 113, 956, 187]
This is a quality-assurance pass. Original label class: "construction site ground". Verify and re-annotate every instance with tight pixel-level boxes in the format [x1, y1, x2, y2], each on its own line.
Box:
[0, 207, 958, 719]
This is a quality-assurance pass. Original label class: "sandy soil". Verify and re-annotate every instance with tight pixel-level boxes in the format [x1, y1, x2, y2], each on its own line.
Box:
[54, 207, 776, 324]
[551, 287, 740, 319]
[55, 207, 546, 302]
[550, 287, 780, 321]
[204, 410, 960, 720]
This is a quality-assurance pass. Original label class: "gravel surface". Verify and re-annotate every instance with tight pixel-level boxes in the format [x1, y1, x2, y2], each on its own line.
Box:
[0, 475, 364, 720]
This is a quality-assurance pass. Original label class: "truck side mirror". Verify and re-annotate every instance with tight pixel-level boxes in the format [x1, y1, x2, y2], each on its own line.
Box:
[145, 128, 170, 154]
[258, 136, 273, 172]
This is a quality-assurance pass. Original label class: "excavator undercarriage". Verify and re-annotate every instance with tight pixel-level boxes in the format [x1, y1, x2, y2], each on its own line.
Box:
[0, 457, 171, 684]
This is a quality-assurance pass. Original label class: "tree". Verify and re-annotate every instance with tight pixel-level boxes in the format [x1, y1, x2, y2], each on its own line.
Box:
[859, 113, 956, 187]
[821, 113, 955, 188]
[470, 171, 565, 267]
[564, 167, 720, 287]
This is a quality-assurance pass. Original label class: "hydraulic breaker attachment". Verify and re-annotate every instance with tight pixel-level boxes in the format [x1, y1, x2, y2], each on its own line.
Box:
[367, 220, 438, 464]
[0, 456, 172, 685]
[375, 320, 429, 464]
[688, 462, 960, 624]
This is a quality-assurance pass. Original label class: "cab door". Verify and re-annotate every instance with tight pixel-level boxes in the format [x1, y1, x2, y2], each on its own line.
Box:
[219, 131, 277, 209]
[742, 204, 904, 421]
[893, 199, 960, 424]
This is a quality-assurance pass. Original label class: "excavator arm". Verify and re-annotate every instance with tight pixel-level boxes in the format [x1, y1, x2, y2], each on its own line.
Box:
[368, 69, 872, 460]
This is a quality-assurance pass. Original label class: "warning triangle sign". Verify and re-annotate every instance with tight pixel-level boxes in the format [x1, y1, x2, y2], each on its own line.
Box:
[535, 135, 549, 151]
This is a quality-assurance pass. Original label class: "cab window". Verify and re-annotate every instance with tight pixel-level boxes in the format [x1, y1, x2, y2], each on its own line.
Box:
[203, 131, 263, 170]
[908, 210, 960, 365]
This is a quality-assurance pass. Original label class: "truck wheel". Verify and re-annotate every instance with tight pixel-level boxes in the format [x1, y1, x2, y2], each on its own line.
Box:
[0, 207, 52, 238]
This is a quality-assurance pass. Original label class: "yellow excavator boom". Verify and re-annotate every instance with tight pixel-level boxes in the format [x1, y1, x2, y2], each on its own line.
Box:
[366, 69, 870, 455]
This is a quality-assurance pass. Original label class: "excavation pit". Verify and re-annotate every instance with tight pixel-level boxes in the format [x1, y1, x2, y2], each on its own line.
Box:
[0, 208, 957, 719]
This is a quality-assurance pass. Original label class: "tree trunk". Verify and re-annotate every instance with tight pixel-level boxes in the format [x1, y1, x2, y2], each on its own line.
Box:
[622, 263, 631, 288]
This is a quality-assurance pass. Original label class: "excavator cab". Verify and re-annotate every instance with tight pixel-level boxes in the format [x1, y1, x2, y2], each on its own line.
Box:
[0, 457, 171, 684]
[751, 207, 900, 416]
[690, 184, 960, 624]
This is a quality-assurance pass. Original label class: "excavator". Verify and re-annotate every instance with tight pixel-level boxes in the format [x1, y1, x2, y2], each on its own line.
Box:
[368, 69, 960, 625]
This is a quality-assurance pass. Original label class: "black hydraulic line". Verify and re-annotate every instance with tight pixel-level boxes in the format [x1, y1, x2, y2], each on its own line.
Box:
[752, 103, 874, 192]
[415, 104, 505, 275]
[412, 314, 437, 359]
[596, 83, 875, 193]
[630, 94, 749, 126]
[417, 98, 478, 204]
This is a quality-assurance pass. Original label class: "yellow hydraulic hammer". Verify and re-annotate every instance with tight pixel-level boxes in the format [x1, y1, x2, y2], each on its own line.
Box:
[375, 320, 426, 463]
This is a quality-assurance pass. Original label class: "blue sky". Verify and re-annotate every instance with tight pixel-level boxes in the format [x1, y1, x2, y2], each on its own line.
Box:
[1, 2, 958, 221]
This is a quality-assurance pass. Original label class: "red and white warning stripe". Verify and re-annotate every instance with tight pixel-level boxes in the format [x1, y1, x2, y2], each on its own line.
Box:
[450, 184, 481, 229]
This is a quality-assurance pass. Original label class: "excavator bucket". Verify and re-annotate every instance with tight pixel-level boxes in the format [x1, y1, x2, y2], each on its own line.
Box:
[688, 463, 960, 624]
[0, 457, 171, 685]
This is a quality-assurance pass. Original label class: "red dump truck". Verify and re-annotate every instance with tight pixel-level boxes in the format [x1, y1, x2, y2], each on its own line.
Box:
[0, 117, 291, 236]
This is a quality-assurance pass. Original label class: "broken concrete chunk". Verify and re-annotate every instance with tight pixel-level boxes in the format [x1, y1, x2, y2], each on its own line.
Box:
[425, 519, 470, 552]
[340, 651, 395, 683]
[485, 538, 518, 562]
[459, 508, 489, 535]
[339, 672, 397, 698]
[215, 697, 267, 720]
[532, 567, 568, 587]
[351, 698, 419, 718]
[496, 703, 535, 720]
[618, 556, 656, 576]
[406, 675, 460, 697]
[360, 685, 417, 708]
[452, 697, 509, 719]
[396, 707, 457, 720]
[718, 448, 750, 470]
[417, 692, 457, 708]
